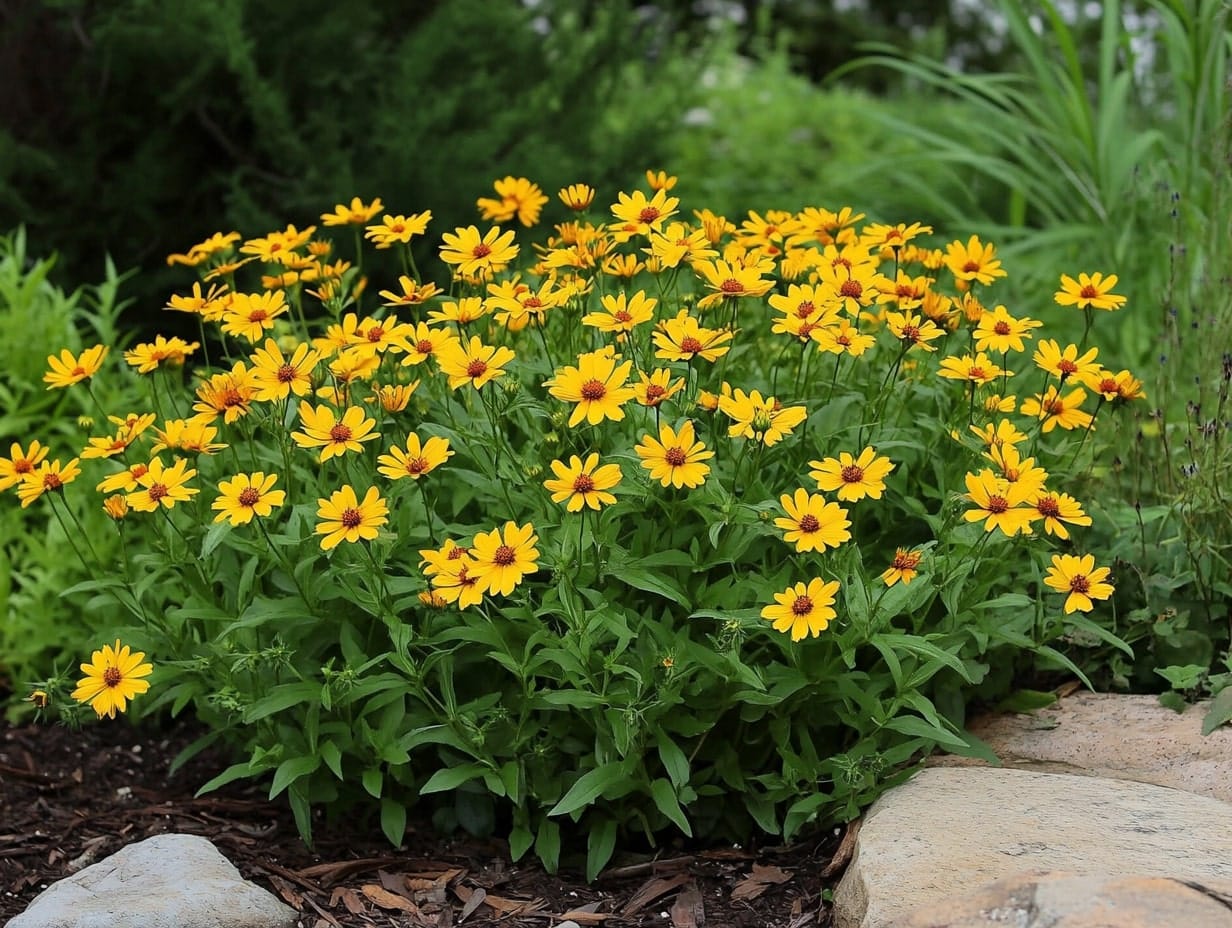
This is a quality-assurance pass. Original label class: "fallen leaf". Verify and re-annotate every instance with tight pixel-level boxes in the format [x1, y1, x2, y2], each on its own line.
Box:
[329, 886, 367, 915]
[820, 821, 860, 879]
[269, 874, 304, 910]
[671, 884, 705, 927]
[622, 872, 693, 915]
[362, 883, 419, 913]
[731, 864, 793, 901]
[558, 900, 609, 924]
[458, 886, 486, 922]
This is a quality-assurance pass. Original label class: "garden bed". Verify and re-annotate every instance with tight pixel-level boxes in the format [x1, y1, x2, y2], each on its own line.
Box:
[0, 717, 839, 926]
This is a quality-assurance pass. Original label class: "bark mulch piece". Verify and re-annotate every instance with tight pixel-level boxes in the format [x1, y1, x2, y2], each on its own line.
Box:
[1, 717, 840, 926]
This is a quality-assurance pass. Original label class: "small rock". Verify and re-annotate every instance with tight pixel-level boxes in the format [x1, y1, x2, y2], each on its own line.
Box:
[6, 833, 298, 928]
[893, 871, 1232, 927]
[933, 692, 1232, 801]
[833, 767, 1232, 928]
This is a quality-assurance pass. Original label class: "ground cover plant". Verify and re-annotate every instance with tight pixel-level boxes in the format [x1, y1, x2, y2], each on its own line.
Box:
[8, 176, 1148, 878]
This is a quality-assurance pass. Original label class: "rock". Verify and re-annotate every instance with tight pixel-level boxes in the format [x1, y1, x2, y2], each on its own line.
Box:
[833, 767, 1232, 928]
[932, 692, 1232, 802]
[893, 871, 1232, 927]
[6, 833, 298, 928]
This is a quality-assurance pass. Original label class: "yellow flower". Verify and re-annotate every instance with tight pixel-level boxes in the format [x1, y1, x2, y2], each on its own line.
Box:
[937, 352, 1009, 386]
[985, 443, 1049, 496]
[166, 231, 240, 267]
[1082, 368, 1145, 403]
[469, 521, 540, 596]
[328, 349, 381, 388]
[963, 469, 1038, 536]
[816, 259, 880, 315]
[1044, 554, 1114, 613]
[436, 336, 516, 391]
[398, 323, 459, 367]
[377, 434, 453, 480]
[582, 290, 658, 335]
[345, 313, 415, 357]
[809, 447, 896, 501]
[378, 275, 441, 306]
[364, 211, 432, 248]
[477, 176, 548, 227]
[693, 258, 775, 310]
[559, 183, 597, 211]
[212, 472, 286, 526]
[103, 495, 129, 520]
[0, 440, 50, 491]
[427, 296, 490, 327]
[769, 283, 840, 336]
[97, 460, 152, 494]
[881, 548, 923, 587]
[486, 278, 566, 329]
[1033, 340, 1100, 382]
[545, 350, 637, 428]
[1031, 490, 1092, 540]
[221, 291, 289, 343]
[1020, 386, 1093, 432]
[71, 639, 153, 719]
[645, 169, 678, 192]
[126, 457, 198, 512]
[315, 485, 388, 550]
[193, 362, 258, 425]
[813, 319, 875, 357]
[1054, 272, 1126, 311]
[368, 381, 419, 413]
[794, 206, 864, 247]
[439, 225, 519, 277]
[969, 419, 1028, 450]
[632, 368, 685, 408]
[292, 403, 380, 462]
[719, 388, 807, 446]
[634, 420, 714, 489]
[44, 345, 108, 390]
[646, 222, 717, 269]
[321, 196, 384, 226]
[17, 458, 82, 508]
[944, 234, 1007, 286]
[653, 310, 732, 363]
[761, 578, 841, 641]
[123, 336, 199, 373]
[601, 253, 645, 278]
[250, 339, 321, 401]
[774, 488, 851, 552]
[543, 453, 622, 511]
[860, 221, 932, 254]
[885, 310, 945, 352]
[420, 542, 484, 609]
[973, 305, 1041, 354]
[80, 413, 157, 460]
[610, 188, 679, 239]
[164, 282, 230, 321]
[150, 419, 227, 456]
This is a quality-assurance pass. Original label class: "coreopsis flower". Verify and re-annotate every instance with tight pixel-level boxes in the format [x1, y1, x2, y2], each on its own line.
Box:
[377, 433, 453, 481]
[469, 521, 540, 596]
[559, 183, 596, 211]
[165, 281, 230, 321]
[945, 235, 1007, 286]
[71, 640, 152, 719]
[882, 549, 923, 587]
[150, 419, 227, 456]
[809, 447, 896, 501]
[860, 221, 932, 254]
[813, 319, 876, 357]
[364, 211, 432, 248]
[873, 271, 934, 310]
[1044, 554, 1114, 613]
[693, 258, 774, 310]
[439, 226, 519, 277]
[1031, 490, 1092, 540]
[761, 578, 841, 641]
[166, 231, 240, 266]
[193, 362, 258, 425]
[601, 253, 645, 278]
[919, 290, 956, 328]
[645, 169, 677, 191]
[963, 469, 1038, 536]
[487, 278, 566, 329]
[937, 352, 1010, 386]
[769, 283, 840, 335]
[1054, 272, 1126, 311]
[1021, 386, 1093, 432]
[583, 291, 658, 336]
[321, 196, 384, 226]
[436, 336, 516, 391]
[970, 419, 1028, 450]
[633, 369, 685, 408]
[610, 188, 679, 240]
[328, 349, 381, 389]
[316, 485, 388, 550]
[81, 413, 157, 459]
[545, 350, 637, 427]
[885, 310, 944, 352]
[719, 389, 807, 446]
[0, 441, 49, 491]
[635, 420, 714, 489]
[398, 323, 458, 368]
[369, 381, 419, 413]
[543, 453, 623, 511]
[1033, 340, 1100, 382]
[250, 339, 321, 401]
[378, 275, 441, 307]
[126, 457, 198, 512]
[204, 256, 257, 281]
[345, 314, 415, 357]
[17, 458, 81, 508]
[653, 310, 732, 363]
[736, 209, 803, 253]
[123, 336, 199, 373]
[428, 297, 490, 328]
[647, 222, 717, 269]
[482, 177, 549, 227]
[1083, 367, 1146, 403]
[44, 345, 108, 390]
[775, 489, 852, 552]
[292, 403, 379, 462]
[984, 394, 1017, 413]
[221, 291, 289, 343]
[985, 443, 1049, 496]
[793, 206, 865, 247]
[103, 495, 129, 520]
[816, 260, 880, 316]
[97, 460, 151, 494]
[973, 305, 1042, 354]
[212, 472, 286, 526]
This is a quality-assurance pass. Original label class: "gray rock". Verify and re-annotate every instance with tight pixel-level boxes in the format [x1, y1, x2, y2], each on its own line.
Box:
[932, 692, 1232, 802]
[6, 833, 298, 928]
[833, 767, 1232, 928]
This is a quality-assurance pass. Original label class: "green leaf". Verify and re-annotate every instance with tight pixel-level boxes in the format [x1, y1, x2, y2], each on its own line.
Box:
[995, 690, 1058, 713]
[1063, 613, 1134, 658]
[548, 762, 629, 817]
[320, 742, 344, 780]
[535, 818, 561, 873]
[655, 732, 690, 789]
[1155, 664, 1206, 691]
[883, 714, 967, 751]
[649, 778, 692, 837]
[196, 761, 256, 796]
[420, 762, 490, 795]
[200, 521, 232, 559]
[381, 797, 407, 846]
[1158, 691, 1187, 714]
[1202, 688, 1232, 736]
[509, 823, 534, 861]
[362, 767, 383, 799]
[270, 754, 320, 799]
[586, 818, 618, 882]
[243, 682, 322, 722]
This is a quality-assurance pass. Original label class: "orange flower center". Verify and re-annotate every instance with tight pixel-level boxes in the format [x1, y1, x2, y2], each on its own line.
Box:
[147, 483, 169, 502]
[366, 326, 385, 342]
[837, 334, 852, 346]
[1079, 285, 1099, 299]
[238, 487, 261, 507]
[466, 359, 488, 379]
[1069, 574, 1090, 593]
[645, 384, 666, 403]
[447, 546, 466, 560]
[985, 494, 1008, 514]
[1099, 378, 1117, 393]
[665, 447, 687, 467]
[840, 465, 865, 484]
[222, 389, 244, 408]
[416, 339, 435, 354]
[892, 550, 922, 570]
[524, 297, 543, 309]
[798, 514, 820, 533]
[791, 595, 813, 616]
[969, 366, 986, 380]
[43, 472, 63, 491]
[406, 456, 429, 475]
[1058, 359, 1077, 375]
[14, 458, 33, 474]
[638, 207, 661, 224]
[471, 243, 492, 259]
[1047, 400, 1065, 415]
[276, 363, 298, 383]
[391, 223, 406, 233]
[994, 320, 1011, 335]
[340, 507, 363, 528]
[71, 366, 87, 378]
[572, 473, 595, 493]
[839, 280, 863, 299]
[493, 544, 517, 566]
[901, 325, 921, 342]
[103, 666, 122, 688]
[580, 379, 607, 401]
[795, 301, 815, 318]
[1037, 497, 1061, 518]
[614, 310, 633, 324]
[720, 278, 745, 293]
[330, 424, 353, 443]
[132, 464, 149, 479]
[248, 310, 269, 323]
[679, 337, 703, 354]
[962, 260, 981, 273]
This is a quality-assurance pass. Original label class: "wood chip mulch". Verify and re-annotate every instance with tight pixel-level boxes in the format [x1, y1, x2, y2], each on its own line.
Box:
[1, 716, 847, 926]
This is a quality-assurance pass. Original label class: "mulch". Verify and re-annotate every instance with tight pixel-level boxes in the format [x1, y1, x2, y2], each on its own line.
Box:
[0, 716, 849, 926]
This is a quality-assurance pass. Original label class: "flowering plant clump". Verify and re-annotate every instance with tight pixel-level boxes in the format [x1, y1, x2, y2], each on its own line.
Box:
[9, 177, 1143, 877]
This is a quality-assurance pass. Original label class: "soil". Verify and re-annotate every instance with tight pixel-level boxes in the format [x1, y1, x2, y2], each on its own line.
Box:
[1, 716, 845, 927]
